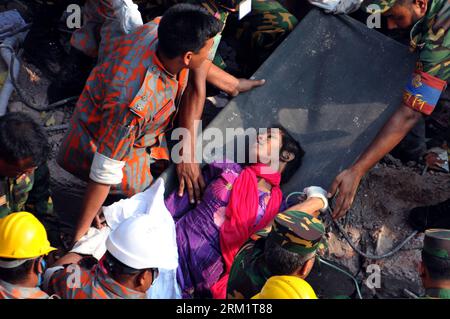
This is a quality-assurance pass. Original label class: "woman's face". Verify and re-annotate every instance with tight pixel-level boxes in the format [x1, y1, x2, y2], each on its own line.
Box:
[251, 129, 283, 166]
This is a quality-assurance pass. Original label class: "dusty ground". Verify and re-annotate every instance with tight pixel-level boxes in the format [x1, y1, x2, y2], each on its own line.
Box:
[1, 13, 449, 298]
[325, 157, 449, 298]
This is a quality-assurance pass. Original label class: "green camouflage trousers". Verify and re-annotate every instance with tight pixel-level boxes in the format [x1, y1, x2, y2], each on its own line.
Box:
[0, 164, 64, 247]
[135, 0, 298, 74]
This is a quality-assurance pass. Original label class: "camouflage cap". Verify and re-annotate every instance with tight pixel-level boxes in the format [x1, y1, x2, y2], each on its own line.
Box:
[362, 0, 398, 14]
[423, 229, 450, 259]
[267, 211, 326, 257]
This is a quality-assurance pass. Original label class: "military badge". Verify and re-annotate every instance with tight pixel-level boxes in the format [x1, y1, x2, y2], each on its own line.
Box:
[412, 74, 422, 88]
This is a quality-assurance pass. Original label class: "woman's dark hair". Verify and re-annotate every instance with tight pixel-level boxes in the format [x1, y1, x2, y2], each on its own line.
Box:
[0, 258, 37, 284]
[422, 251, 450, 281]
[276, 125, 305, 184]
[264, 238, 312, 275]
[0, 112, 50, 166]
[158, 4, 223, 59]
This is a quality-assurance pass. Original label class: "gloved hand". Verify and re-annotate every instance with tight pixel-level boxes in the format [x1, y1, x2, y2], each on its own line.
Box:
[331, 0, 364, 14]
[304, 186, 329, 212]
[119, 0, 144, 34]
[307, 0, 363, 14]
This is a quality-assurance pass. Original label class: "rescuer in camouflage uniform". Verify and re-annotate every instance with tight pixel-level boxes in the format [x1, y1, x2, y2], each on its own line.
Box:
[372, 0, 450, 229]
[227, 210, 325, 299]
[330, 0, 450, 221]
[0, 113, 58, 244]
[367, 0, 448, 80]
[0, 165, 53, 220]
[135, 0, 298, 74]
[420, 229, 450, 299]
[367, 0, 449, 161]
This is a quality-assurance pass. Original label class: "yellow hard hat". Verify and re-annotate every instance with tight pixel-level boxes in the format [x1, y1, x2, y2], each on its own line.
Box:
[252, 276, 318, 299]
[0, 212, 56, 260]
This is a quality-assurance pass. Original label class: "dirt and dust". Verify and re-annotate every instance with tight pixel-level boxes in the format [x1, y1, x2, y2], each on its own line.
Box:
[324, 156, 449, 298]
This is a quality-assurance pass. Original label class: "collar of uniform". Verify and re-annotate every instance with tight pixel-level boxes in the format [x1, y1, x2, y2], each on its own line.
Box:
[95, 264, 147, 299]
[409, 16, 427, 50]
[425, 287, 450, 299]
[408, 0, 437, 51]
[0, 279, 49, 299]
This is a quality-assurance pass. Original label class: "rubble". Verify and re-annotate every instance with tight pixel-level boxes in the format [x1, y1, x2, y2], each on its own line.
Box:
[325, 164, 449, 298]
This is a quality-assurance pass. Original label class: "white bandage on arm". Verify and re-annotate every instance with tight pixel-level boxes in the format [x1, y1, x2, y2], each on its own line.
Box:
[89, 152, 126, 185]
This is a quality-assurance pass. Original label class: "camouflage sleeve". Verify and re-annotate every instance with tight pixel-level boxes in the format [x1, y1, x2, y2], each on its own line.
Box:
[227, 239, 264, 299]
[418, 35, 450, 82]
[415, 1, 449, 81]
[226, 247, 248, 299]
[403, 1, 449, 115]
[25, 164, 54, 218]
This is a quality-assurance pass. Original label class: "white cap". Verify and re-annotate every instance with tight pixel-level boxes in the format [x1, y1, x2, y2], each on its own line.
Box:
[106, 213, 178, 270]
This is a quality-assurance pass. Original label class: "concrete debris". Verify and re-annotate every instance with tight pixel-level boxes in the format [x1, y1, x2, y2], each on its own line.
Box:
[325, 165, 448, 297]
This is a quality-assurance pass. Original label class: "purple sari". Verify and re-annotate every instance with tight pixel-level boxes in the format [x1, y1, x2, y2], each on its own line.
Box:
[164, 162, 272, 298]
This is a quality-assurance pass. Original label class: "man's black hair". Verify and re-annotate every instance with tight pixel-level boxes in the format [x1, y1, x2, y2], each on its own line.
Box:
[264, 237, 313, 275]
[158, 3, 223, 59]
[0, 113, 50, 166]
[276, 126, 305, 184]
[0, 258, 37, 284]
[422, 251, 450, 281]
[104, 251, 142, 276]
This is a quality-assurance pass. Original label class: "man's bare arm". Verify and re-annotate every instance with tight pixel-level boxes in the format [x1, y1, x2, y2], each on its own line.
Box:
[50, 252, 84, 267]
[176, 60, 210, 203]
[329, 103, 423, 219]
[176, 61, 266, 203]
[73, 180, 111, 243]
[206, 63, 265, 96]
[287, 197, 325, 218]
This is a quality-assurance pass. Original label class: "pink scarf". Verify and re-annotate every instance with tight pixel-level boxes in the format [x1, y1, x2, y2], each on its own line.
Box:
[211, 163, 282, 299]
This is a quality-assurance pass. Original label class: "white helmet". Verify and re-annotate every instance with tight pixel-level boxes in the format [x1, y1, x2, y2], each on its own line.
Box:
[105, 213, 178, 270]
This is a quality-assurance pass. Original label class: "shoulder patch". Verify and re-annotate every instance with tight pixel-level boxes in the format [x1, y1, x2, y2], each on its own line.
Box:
[403, 70, 447, 115]
[129, 65, 160, 118]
